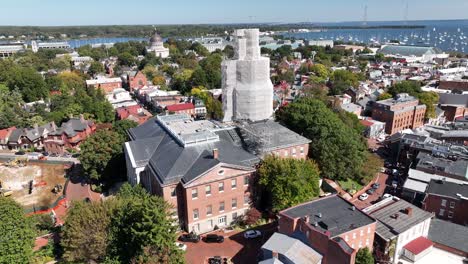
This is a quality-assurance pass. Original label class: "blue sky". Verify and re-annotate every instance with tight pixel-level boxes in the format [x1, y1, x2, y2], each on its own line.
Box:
[1, 0, 467, 26]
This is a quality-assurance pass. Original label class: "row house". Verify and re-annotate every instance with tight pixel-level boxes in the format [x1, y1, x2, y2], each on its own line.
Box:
[278, 195, 377, 264]
[116, 105, 153, 125]
[7, 123, 56, 150]
[0, 126, 16, 150]
[166, 103, 196, 116]
[43, 116, 96, 154]
[86, 77, 122, 93]
[423, 179, 468, 226]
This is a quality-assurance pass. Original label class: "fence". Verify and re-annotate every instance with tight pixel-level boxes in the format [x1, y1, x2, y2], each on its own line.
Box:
[24, 178, 70, 215]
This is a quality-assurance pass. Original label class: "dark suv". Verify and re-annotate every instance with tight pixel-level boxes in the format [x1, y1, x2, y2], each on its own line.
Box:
[178, 233, 200, 243]
[203, 234, 224, 243]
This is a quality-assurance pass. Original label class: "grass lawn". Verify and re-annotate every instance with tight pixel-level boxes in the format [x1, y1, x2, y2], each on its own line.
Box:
[338, 178, 363, 194]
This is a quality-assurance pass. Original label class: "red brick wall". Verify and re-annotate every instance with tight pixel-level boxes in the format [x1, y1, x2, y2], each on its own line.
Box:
[440, 105, 467, 121]
[372, 105, 426, 135]
[129, 72, 147, 92]
[439, 80, 468, 91]
[88, 81, 122, 93]
[423, 194, 468, 226]
[184, 171, 253, 227]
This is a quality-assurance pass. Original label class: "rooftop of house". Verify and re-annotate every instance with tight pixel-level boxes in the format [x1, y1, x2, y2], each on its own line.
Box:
[280, 195, 375, 237]
[403, 236, 433, 255]
[403, 168, 467, 194]
[375, 93, 419, 107]
[379, 45, 443, 57]
[261, 232, 322, 264]
[366, 198, 433, 241]
[416, 152, 468, 180]
[426, 179, 468, 199]
[428, 219, 468, 254]
[237, 120, 311, 155]
[0, 126, 16, 140]
[86, 77, 122, 85]
[48, 117, 94, 137]
[166, 103, 195, 112]
[126, 115, 259, 186]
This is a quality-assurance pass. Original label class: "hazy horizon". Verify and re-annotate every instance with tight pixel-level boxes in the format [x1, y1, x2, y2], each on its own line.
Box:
[1, 0, 467, 27]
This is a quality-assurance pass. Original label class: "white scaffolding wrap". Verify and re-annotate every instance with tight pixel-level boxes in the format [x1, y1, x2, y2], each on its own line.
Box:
[222, 29, 273, 122]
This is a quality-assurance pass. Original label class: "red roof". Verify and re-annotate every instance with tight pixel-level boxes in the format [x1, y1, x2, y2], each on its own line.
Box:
[360, 120, 374, 127]
[166, 103, 194, 112]
[0, 126, 16, 139]
[404, 237, 433, 255]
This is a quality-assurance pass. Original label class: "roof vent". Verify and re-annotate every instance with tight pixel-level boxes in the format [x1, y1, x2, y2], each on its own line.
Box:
[351, 206, 356, 211]
[313, 222, 318, 227]
[393, 213, 399, 219]
[316, 212, 322, 218]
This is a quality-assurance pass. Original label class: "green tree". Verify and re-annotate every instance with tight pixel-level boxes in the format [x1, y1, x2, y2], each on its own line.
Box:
[258, 156, 320, 211]
[310, 64, 330, 83]
[61, 200, 116, 262]
[114, 119, 139, 142]
[329, 70, 359, 95]
[356, 247, 374, 264]
[88, 61, 105, 76]
[108, 184, 184, 264]
[417, 92, 439, 119]
[118, 52, 136, 66]
[388, 81, 422, 97]
[79, 130, 124, 181]
[277, 98, 367, 180]
[0, 197, 35, 264]
[377, 92, 393, 101]
[5, 66, 49, 102]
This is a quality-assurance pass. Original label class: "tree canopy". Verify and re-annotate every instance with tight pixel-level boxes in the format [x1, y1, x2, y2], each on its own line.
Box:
[61, 184, 184, 263]
[79, 129, 124, 182]
[356, 247, 374, 264]
[258, 156, 320, 211]
[277, 98, 367, 181]
[0, 197, 35, 264]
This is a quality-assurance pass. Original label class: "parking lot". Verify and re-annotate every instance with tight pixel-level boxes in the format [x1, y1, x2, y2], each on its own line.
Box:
[184, 223, 276, 264]
[351, 171, 389, 209]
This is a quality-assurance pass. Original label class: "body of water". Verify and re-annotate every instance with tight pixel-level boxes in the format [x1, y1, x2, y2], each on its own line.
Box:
[282, 20, 468, 52]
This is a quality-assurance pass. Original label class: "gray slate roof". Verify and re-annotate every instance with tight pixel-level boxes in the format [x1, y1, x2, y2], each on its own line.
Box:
[428, 219, 468, 254]
[281, 195, 375, 237]
[416, 152, 468, 180]
[238, 120, 311, 155]
[426, 179, 468, 199]
[368, 199, 433, 241]
[127, 117, 259, 186]
[261, 232, 322, 264]
[379, 45, 442, 57]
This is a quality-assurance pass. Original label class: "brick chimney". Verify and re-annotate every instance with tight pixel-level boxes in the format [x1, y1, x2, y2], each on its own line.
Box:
[405, 207, 413, 217]
[213, 148, 219, 159]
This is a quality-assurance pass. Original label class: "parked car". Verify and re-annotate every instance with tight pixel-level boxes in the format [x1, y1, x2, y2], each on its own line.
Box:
[359, 193, 369, 201]
[366, 188, 375, 195]
[15, 151, 25, 155]
[42, 151, 49, 156]
[244, 230, 262, 239]
[178, 233, 200, 243]
[175, 242, 187, 251]
[382, 193, 393, 199]
[203, 234, 224, 243]
[208, 256, 227, 264]
[371, 183, 380, 189]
